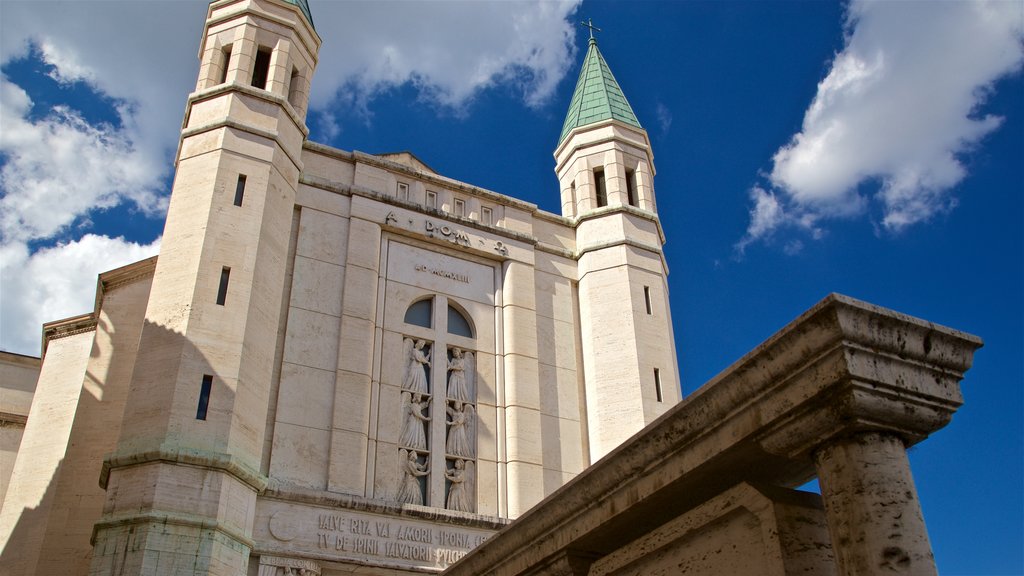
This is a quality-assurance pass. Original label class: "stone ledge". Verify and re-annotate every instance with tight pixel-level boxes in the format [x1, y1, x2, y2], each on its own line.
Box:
[443, 293, 982, 576]
[99, 444, 268, 492]
[262, 483, 510, 532]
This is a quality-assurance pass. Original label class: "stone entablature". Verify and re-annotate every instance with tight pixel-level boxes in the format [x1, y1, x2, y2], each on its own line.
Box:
[444, 293, 982, 576]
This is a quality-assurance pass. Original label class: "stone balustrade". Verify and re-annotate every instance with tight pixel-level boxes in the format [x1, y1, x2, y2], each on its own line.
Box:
[443, 293, 982, 576]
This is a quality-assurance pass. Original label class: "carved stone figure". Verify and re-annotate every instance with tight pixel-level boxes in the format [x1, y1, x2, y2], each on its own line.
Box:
[396, 449, 429, 505]
[446, 348, 471, 401]
[403, 338, 430, 393]
[399, 392, 430, 450]
[446, 401, 474, 457]
[445, 459, 472, 512]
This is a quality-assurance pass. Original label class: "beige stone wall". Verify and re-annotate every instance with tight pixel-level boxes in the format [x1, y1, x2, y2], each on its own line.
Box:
[0, 351, 40, 510]
[34, 271, 153, 576]
[0, 330, 94, 575]
[590, 484, 835, 576]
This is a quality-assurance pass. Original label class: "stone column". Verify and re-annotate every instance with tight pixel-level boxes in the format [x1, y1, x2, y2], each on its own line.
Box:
[814, 432, 935, 576]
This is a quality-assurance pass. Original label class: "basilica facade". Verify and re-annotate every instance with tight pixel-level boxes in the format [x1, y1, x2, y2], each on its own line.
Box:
[0, 0, 682, 574]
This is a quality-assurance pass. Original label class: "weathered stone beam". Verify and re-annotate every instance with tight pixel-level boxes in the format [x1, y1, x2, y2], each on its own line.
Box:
[443, 294, 981, 576]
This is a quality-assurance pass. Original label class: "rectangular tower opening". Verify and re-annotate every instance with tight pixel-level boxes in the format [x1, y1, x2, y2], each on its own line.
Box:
[234, 174, 246, 206]
[481, 206, 492, 226]
[426, 191, 437, 210]
[397, 182, 409, 201]
[594, 168, 607, 207]
[220, 45, 233, 84]
[216, 267, 231, 305]
[454, 198, 466, 217]
[644, 286, 652, 315]
[654, 368, 663, 403]
[288, 66, 301, 108]
[197, 375, 213, 420]
[626, 168, 637, 207]
[251, 48, 272, 90]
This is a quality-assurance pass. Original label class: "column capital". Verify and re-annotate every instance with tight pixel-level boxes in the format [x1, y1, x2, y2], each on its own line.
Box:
[756, 294, 982, 460]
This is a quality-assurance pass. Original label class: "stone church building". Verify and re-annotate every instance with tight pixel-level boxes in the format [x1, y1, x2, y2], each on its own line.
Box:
[0, 1, 983, 575]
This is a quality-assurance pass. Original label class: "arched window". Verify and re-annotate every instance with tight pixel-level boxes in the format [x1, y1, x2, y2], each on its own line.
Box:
[396, 295, 478, 512]
[404, 298, 432, 328]
[447, 304, 473, 338]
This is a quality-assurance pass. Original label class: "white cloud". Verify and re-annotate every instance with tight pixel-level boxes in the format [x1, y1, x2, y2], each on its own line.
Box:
[655, 102, 673, 136]
[742, 0, 1023, 249]
[309, 1, 582, 111]
[0, 78, 166, 244]
[0, 235, 160, 355]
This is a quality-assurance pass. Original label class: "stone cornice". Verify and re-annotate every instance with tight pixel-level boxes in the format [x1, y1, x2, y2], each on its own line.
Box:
[179, 112, 304, 174]
[99, 444, 269, 493]
[91, 510, 255, 550]
[443, 294, 982, 576]
[261, 484, 510, 532]
[298, 174, 540, 249]
[0, 412, 28, 426]
[41, 313, 97, 356]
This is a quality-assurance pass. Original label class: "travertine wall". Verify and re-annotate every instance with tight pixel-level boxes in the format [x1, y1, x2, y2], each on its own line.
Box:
[35, 270, 153, 576]
[0, 330, 94, 575]
[0, 352, 39, 510]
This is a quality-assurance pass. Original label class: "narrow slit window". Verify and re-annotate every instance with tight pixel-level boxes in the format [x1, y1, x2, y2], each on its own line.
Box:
[234, 175, 246, 206]
[288, 67, 301, 107]
[481, 206, 492, 226]
[216, 267, 230, 305]
[654, 368, 663, 403]
[220, 45, 233, 84]
[426, 191, 437, 210]
[197, 375, 213, 420]
[251, 48, 272, 89]
[454, 198, 466, 217]
[626, 168, 637, 207]
[644, 286, 652, 315]
[594, 168, 607, 207]
[397, 182, 410, 201]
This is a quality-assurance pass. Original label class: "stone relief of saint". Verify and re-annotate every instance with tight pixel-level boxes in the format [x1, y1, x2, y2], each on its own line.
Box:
[399, 392, 430, 450]
[445, 459, 474, 513]
[446, 401, 475, 458]
[396, 449, 429, 505]
[446, 347, 474, 402]
[402, 338, 431, 394]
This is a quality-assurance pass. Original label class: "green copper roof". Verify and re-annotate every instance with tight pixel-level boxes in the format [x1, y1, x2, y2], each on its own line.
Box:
[558, 38, 641, 146]
[282, 0, 314, 29]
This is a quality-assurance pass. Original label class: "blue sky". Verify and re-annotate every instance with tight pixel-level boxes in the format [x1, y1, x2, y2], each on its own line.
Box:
[1, 0, 1021, 572]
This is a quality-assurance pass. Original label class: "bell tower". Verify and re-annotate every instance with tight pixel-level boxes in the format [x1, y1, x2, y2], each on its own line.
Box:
[555, 32, 681, 461]
[89, 1, 319, 574]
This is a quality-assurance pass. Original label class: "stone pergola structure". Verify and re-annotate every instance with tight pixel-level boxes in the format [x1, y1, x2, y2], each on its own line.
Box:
[444, 294, 982, 576]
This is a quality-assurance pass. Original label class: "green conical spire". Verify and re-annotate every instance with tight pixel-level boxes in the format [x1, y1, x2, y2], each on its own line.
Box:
[557, 38, 642, 146]
[281, 0, 314, 29]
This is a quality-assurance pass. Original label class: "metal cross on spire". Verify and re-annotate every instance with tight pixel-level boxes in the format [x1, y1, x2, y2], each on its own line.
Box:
[580, 18, 601, 40]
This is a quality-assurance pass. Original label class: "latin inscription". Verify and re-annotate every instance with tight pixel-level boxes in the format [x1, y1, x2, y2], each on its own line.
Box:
[425, 221, 471, 246]
[382, 212, 511, 259]
[415, 264, 470, 284]
[315, 514, 489, 569]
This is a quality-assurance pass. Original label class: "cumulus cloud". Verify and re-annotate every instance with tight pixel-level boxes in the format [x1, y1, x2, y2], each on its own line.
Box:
[0, 78, 166, 244]
[0, 235, 160, 355]
[740, 0, 1023, 251]
[310, 1, 582, 112]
